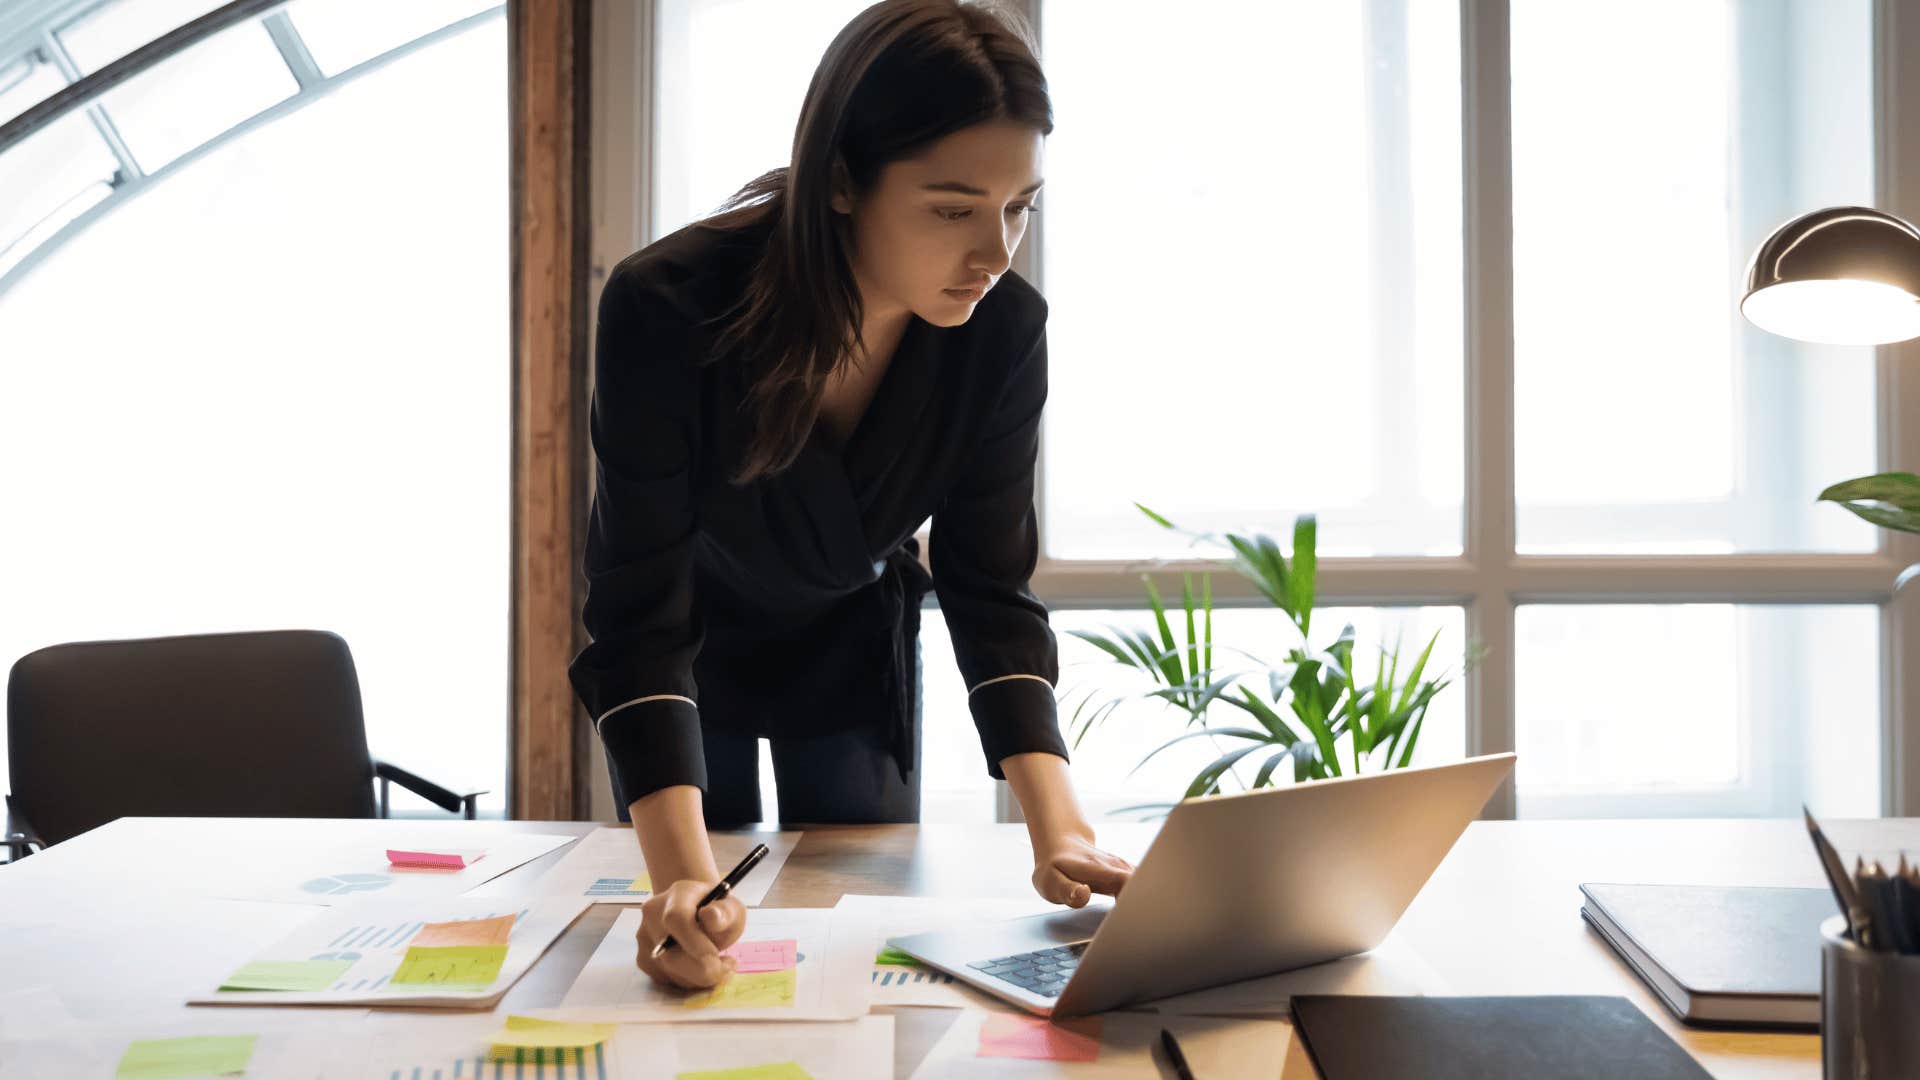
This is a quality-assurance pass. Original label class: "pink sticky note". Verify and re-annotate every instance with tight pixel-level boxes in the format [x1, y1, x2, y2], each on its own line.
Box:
[722, 938, 798, 973]
[387, 849, 468, 870]
[976, 1013, 1102, 1063]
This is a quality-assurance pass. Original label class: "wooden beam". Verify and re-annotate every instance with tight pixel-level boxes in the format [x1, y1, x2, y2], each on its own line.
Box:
[509, 0, 591, 821]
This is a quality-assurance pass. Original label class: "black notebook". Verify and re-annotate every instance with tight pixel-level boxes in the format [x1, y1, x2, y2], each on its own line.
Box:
[1288, 995, 1712, 1080]
[1579, 882, 1835, 1029]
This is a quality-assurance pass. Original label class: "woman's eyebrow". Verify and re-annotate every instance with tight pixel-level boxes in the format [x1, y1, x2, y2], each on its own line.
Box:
[920, 180, 1045, 196]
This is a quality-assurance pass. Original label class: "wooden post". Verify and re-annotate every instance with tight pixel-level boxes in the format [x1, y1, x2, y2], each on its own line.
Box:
[509, 0, 591, 821]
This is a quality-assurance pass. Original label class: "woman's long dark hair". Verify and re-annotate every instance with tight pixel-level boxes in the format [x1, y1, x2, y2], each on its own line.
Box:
[696, 0, 1053, 487]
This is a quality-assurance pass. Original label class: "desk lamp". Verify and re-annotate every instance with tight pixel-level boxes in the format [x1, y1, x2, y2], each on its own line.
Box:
[1741, 205, 1920, 345]
[1740, 205, 1920, 585]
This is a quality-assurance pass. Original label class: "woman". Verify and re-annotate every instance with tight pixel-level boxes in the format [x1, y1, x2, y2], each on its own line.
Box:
[567, 0, 1134, 991]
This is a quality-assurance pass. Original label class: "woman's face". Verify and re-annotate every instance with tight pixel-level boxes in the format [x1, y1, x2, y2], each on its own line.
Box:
[831, 119, 1045, 329]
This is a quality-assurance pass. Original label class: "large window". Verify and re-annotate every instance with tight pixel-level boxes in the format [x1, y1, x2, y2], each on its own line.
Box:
[631, 0, 1917, 823]
[0, 0, 510, 816]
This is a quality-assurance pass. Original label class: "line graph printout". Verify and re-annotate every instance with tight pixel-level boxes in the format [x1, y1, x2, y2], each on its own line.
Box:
[540, 908, 869, 1022]
[190, 895, 589, 1007]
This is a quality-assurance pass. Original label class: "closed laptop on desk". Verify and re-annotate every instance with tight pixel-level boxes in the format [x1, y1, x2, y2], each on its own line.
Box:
[1579, 882, 1836, 1029]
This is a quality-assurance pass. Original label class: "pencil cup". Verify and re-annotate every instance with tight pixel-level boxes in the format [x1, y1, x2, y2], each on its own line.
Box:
[1822, 914, 1920, 1079]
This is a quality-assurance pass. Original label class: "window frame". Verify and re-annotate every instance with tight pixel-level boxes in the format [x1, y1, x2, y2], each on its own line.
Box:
[601, 0, 1920, 823]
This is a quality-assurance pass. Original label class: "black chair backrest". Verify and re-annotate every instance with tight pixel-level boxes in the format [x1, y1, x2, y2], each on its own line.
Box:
[7, 629, 378, 845]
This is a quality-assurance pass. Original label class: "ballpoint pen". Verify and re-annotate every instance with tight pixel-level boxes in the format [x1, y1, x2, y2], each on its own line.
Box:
[649, 842, 770, 960]
[1159, 1027, 1197, 1080]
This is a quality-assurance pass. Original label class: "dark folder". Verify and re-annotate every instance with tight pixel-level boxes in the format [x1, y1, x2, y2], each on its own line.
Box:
[1288, 995, 1712, 1080]
[1579, 882, 1834, 1028]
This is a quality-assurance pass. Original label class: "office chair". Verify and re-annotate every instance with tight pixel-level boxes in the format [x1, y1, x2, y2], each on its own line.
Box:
[4, 629, 486, 860]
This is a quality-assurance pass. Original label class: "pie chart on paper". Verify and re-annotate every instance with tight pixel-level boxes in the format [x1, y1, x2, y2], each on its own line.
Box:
[302, 873, 394, 896]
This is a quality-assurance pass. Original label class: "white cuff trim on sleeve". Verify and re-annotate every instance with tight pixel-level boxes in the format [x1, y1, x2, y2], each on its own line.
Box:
[966, 673, 1054, 695]
[594, 693, 698, 732]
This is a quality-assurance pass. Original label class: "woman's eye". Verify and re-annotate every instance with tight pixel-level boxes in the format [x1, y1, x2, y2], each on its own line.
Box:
[935, 205, 1040, 222]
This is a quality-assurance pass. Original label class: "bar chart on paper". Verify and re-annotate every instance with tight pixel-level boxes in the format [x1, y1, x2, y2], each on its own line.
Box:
[312, 908, 529, 992]
[873, 963, 958, 989]
[373, 1045, 611, 1080]
[192, 896, 589, 1006]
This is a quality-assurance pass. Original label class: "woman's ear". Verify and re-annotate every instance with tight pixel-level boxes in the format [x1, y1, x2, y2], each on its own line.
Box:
[828, 158, 854, 215]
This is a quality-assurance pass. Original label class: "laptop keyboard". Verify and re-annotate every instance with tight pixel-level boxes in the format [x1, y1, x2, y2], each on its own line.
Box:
[967, 941, 1089, 998]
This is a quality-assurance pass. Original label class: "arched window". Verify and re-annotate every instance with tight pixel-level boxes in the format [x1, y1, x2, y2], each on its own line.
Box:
[0, 0, 509, 815]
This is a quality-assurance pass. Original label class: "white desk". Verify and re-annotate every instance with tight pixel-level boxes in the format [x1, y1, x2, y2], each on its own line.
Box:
[2, 815, 1908, 1077]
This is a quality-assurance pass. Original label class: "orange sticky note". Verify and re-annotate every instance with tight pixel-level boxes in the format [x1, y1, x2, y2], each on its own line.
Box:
[411, 913, 516, 948]
[976, 1013, 1102, 1062]
[722, 938, 797, 973]
[387, 849, 472, 870]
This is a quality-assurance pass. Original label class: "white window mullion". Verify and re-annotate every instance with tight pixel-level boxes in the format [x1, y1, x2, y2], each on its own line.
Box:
[1461, 0, 1516, 819]
[1875, 0, 1920, 816]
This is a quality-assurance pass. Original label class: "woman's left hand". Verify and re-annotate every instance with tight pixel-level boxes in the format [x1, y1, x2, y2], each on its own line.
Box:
[1031, 831, 1134, 908]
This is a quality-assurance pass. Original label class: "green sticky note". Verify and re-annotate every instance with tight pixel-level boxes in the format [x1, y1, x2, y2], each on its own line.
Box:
[219, 958, 353, 992]
[116, 1035, 257, 1079]
[874, 945, 921, 967]
[674, 1063, 813, 1080]
[390, 944, 509, 990]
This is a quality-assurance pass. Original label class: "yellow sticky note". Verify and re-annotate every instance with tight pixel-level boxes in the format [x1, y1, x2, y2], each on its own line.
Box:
[675, 1063, 813, 1080]
[485, 1015, 615, 1050]
[874, 945, 920, 967]
[116, 1035, 257, 1079]
[390, 944, 508, 989]
[684, 967, 797, 1009]
[412, 913, 515, 948]
[627, 873, 652, 893]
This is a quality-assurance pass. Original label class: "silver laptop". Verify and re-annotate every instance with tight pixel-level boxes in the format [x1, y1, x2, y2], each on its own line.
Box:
[889, 752, 1516, 1016]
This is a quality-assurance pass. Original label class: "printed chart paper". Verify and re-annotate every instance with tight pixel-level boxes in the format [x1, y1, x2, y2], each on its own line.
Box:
[541, 908, 869, 1022]
[189, 895, 589, 1007]
[528, 828, 800, 906]
[0, 1025, 363, 1080]
[609, 1016, 892, 1080]
[215, 831, 575, 907]
[908, 1010, 1291, 1078]
[836, 894, 1056, 1009]
[360, 1012, 625, 1080]
[1140, 934, 1450, 1016]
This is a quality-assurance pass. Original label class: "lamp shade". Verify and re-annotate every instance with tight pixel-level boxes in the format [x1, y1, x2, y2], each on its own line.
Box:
[1740, 205, 1920, 345]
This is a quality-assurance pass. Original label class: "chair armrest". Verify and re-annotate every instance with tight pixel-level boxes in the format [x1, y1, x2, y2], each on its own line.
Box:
[4, 794, 44, 861]
[372, 760, 489, 819]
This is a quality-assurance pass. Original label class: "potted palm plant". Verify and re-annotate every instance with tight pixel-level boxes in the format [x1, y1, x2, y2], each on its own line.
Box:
[1063, 505, 1477, 813]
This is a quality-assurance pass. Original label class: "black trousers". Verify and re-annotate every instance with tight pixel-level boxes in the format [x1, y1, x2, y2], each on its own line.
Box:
[699, 719, 921, 827]
[699, 630, 923, 827]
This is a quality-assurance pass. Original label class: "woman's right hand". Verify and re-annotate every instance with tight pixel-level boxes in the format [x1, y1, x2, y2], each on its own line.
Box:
[633, 878, 748, 989]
